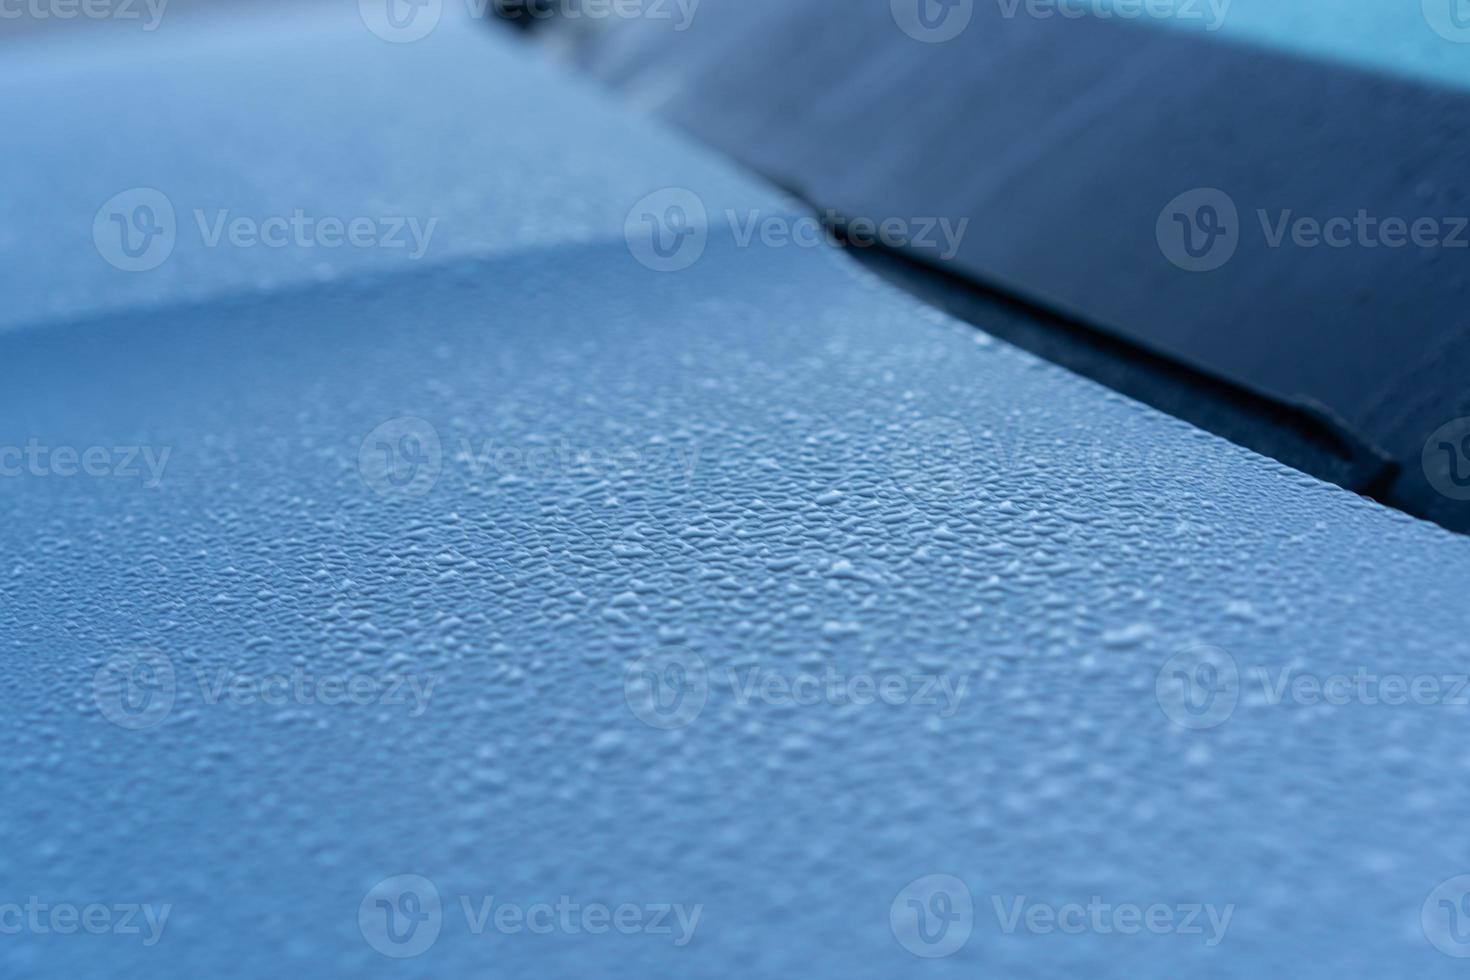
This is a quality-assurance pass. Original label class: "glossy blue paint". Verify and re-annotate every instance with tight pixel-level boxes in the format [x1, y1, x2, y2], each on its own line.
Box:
[2, 7, 1469, 978]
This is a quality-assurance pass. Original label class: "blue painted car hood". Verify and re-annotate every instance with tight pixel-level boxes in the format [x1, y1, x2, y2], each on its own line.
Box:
[2, 6, 1469, 978]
